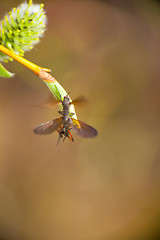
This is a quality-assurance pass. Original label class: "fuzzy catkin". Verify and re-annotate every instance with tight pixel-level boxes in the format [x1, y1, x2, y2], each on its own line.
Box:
[0, 0, 47, 62]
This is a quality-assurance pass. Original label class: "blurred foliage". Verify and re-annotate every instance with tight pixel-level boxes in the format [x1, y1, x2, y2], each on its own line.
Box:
[0, 0, 160, 240]
[0, 63, 14, 77]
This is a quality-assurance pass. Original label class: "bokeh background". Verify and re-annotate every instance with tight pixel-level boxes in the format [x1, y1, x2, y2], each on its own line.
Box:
[0, 0, 160, 239]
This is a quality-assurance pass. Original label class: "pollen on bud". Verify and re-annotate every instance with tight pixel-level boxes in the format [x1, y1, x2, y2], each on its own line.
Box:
[0, 1, 47, 62]
[5, 16, 8, 22]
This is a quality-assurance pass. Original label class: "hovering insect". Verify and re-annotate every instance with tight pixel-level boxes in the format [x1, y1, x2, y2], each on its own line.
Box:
[33, 91, 98, 144]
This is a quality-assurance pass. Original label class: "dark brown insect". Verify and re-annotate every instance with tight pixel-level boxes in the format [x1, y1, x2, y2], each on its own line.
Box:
[33, 94, 98, 144]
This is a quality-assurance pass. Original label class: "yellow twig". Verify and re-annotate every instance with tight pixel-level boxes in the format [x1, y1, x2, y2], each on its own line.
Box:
[0, 44, 78, 119]
[0, 45, 50, 75]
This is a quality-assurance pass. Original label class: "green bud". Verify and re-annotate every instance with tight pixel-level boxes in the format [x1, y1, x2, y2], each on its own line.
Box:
[0, 1, 47, 62]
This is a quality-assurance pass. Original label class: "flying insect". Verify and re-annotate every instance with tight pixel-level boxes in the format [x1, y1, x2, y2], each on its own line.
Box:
[33, 92, 98, 144]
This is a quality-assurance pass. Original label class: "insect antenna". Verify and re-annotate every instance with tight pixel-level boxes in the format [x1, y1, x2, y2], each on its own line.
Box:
[67, 91, 70, 97]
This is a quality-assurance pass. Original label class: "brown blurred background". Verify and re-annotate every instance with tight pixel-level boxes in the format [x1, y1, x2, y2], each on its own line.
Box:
[0, 0, 160, 239]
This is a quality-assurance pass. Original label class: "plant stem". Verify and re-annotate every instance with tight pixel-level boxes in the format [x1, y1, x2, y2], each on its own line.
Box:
[0, 44, 78, 119]
[0, 45, 42, 74]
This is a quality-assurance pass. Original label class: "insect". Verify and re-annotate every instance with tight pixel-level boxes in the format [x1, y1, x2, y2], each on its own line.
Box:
[33, 91, 98, 144]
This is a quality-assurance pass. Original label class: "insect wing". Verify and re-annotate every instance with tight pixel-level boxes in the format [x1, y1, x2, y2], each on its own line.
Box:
[70, 119, 98, 138]
[34, 118, 62, 135]
[36, 94, 60, 109]
[69, 96, 88, 108]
